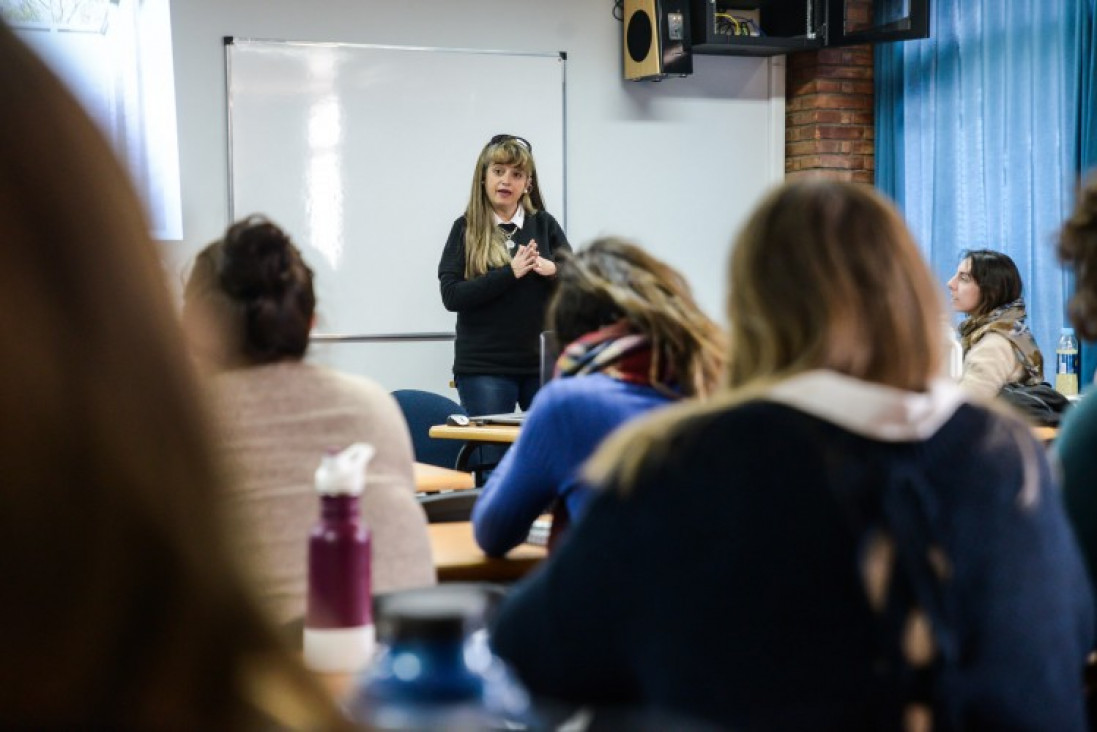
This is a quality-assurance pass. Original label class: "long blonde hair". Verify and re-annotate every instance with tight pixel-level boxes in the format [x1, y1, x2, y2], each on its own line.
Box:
[586, 179, 945, 490]
[463, 136, 542, 278]
[548, 237, 726, 398]
[0, 21, 346, 729]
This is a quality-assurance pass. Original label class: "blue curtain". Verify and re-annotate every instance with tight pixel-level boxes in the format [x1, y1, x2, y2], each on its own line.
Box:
[876, 0, 1094, 383]
[1077, 0, 1097, 383]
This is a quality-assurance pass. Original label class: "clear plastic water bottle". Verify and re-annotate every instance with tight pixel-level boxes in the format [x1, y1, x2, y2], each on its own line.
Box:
[303, 443, 375, 673]
[1055, 327, 1080, 397]
[350, 585, 531, 730]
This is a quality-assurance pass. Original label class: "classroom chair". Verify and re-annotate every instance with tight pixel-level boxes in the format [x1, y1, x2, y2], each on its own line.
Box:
[391, 389, 468, 469]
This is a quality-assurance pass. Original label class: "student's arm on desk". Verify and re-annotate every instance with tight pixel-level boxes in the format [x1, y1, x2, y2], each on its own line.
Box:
[472, 395, 569, 557]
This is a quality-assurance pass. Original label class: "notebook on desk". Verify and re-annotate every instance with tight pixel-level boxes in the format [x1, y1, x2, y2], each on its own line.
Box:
[470, 411, 527, 426]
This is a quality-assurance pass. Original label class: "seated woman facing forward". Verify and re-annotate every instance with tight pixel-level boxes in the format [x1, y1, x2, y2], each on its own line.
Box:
[947, 249, 1044, 399]
[491, 180, 1092, 730]
[471, 238, 724, 556]
[183, 217, 435, 625]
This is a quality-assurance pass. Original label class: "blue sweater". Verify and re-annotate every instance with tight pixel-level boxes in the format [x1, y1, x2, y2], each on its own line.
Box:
[472, 373, 673, 557]
[492, 395, 1093, 730]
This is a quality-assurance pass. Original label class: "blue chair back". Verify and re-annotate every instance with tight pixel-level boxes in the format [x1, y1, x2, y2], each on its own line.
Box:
[391, 389, 467, 468]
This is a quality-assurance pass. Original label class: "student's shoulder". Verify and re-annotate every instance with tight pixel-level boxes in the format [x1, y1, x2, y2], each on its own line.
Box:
[535, 372, 632, 404]
[1059, 390, 1097, 451]
[970, 330, 1016, 355]
[446, 215, 468, 235]
[315, 364, 391, 401]
[528, 209, 563, 229]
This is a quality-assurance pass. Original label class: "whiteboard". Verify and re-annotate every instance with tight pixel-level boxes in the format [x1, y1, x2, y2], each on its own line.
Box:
[226, 39, 566, 337]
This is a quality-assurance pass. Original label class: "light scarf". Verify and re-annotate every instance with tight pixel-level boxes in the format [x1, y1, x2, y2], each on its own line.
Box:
[958, 298, 1043, 385]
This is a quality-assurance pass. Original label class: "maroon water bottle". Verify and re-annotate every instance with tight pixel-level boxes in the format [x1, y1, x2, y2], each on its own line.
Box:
[303, 443, 376, 672]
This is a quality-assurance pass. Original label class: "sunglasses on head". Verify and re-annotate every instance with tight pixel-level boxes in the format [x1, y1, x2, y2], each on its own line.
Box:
[489, 134, 532, 152]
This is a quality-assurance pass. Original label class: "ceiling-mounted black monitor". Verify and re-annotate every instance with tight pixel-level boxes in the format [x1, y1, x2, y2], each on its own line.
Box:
[690, 0, 930, 57]
[825, 0, 930, 46]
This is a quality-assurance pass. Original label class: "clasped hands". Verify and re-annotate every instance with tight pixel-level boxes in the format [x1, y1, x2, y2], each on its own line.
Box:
[511, 239, 556, 278]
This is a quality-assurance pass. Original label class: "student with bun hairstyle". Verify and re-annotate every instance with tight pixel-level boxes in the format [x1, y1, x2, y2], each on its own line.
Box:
[184, 216, 435, 625]
[491, 179, 1092, 730]
[438, 134, 571, 419]
[0, 20, 347, 729]
[472, 237, 724, 556]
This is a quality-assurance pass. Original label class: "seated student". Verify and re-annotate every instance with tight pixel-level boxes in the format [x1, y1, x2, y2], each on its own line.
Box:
[471, 238, 724, 556]
[491, 180, 1093, 730]
[1057, 173, 1097, 606]
[0, 21, 347, 729]
[947, 249, 1044, 399]
[183, 216, 435, 624]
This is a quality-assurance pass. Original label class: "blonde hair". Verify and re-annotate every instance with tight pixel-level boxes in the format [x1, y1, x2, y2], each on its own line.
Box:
[463, 137, 541, 278]
[0, 21, 345, 729]
[586, 179, 945, 490]
[548, 237, 726, 398]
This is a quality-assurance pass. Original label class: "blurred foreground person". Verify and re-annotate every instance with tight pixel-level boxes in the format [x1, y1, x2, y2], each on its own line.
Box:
[0, 20, 347, 730]
[492, 180, 1093, 731]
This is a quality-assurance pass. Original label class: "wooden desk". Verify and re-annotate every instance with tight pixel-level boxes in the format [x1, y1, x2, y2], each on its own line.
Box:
[413, 461, 475, 493]
[430, 521, 546, 582]
[428, 423, 521, 475]
[428, 423, 520, 443]
[1033, 425, 1059, 443]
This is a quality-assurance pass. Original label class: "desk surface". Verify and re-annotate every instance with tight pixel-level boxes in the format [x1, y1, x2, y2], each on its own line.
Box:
[1033, 425, 1059, 443]
[413, 461, 475, 493]
[429, 521, 546, 582]
[429, 423, 520, 443]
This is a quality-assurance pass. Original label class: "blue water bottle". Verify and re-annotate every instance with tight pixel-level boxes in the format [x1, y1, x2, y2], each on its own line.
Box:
[1055, 327, 1080, 397]
[350, 585, 530, 730]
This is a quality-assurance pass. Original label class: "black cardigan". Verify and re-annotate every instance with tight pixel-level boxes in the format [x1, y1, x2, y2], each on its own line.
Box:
[437, 210, 570, 375]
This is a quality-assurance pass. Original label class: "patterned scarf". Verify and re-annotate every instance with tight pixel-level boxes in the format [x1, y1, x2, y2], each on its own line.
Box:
[555, 320, 666, 389]
[957, 298, 1044, 384]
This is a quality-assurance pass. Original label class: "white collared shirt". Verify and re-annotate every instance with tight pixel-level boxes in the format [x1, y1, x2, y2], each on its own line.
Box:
[492, 205, 526, 230]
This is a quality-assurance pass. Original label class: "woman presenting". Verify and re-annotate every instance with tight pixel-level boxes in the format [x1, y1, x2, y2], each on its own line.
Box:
[438, 134, 570, 418]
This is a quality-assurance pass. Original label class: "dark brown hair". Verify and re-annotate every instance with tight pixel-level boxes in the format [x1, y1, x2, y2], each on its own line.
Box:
[184, 216, 316, 368]
[963, 249, 1024, 317]
[0, 21, 344, 729]
[1059, 173, 1097, 340]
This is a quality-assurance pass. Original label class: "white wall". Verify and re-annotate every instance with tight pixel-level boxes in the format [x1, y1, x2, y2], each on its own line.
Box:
[166, 0, 784, 394]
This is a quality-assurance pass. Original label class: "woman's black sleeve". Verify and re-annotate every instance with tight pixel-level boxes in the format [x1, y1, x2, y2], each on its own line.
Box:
[438, 218, 516, 312]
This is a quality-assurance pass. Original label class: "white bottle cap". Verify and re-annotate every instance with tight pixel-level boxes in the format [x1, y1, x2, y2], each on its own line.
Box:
[314, 442, 375, 496]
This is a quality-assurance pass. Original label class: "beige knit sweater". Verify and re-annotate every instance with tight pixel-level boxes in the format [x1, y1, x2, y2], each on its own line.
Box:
[959, 332, 1031, 401]
[211, 361, 436, 624]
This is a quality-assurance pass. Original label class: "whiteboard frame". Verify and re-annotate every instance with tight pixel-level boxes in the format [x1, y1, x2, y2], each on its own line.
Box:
[224, 37, 567, 341]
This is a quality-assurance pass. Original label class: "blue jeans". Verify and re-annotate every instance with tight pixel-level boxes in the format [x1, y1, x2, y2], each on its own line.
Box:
[455, 374, 540, 484]
[455, 373, 541, 417]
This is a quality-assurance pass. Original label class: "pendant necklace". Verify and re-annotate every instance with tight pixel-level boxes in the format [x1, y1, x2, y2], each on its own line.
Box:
[499, 223, 519, 251]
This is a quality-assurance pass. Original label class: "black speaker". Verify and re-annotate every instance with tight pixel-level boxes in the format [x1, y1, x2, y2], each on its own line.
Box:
[623, 0, 692, 81]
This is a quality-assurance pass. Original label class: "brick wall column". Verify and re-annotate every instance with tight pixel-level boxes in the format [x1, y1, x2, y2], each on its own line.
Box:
[785, 44, 875, 183]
